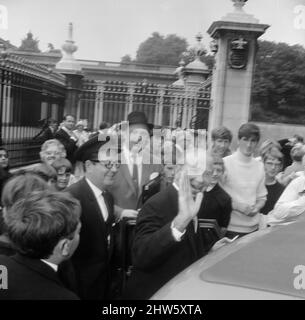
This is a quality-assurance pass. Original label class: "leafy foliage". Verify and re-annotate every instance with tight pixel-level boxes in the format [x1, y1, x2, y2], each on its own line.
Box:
[135, 32, 188, 66]
[251, 40, 305, 124]
[120, 54, 133, 64]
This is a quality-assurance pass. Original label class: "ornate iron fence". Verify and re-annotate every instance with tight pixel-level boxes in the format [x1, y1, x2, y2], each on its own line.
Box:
[0, 52, 210, 168]
[0, 52, 66, 167]
[78, 79, 211, 131]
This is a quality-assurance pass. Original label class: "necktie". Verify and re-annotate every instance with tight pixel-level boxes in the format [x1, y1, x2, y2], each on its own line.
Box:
[132, 157, 139, 197]
[99, 192, 108, 221]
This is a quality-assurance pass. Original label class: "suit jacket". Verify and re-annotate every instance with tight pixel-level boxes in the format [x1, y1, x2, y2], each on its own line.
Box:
[124, 185, 206, 299]
[41, 127, 55, 141]
[109, 155, 162, 210]
[67, 178, 115, 300]
[54, 128, 78, 163]
[0, 254, 79, 300]
[198, 183, 232, 228]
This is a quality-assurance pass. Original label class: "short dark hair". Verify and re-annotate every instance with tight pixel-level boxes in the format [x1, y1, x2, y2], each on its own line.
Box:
[5, 191, 81, 259]
[1, 172, 49, 209]
[48, 118, 57, 125]
[0, 147, 9, 168]
[238, 123, 260, 142]
[294, 134, 304, 143]
[63, 114, 75, 121]
[0, 146, 8, 154]
[99, 121, 110, 130]
[211, 126, 233, 142]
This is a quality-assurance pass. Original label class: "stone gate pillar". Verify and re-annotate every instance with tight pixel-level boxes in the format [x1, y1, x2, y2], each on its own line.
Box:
[56, 23, 83, 117]
[207, 0, 269, 133]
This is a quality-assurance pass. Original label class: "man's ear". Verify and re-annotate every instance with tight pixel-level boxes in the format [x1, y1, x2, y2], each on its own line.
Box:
[57, 238, 71, 257]
[84, 160, 92, 171]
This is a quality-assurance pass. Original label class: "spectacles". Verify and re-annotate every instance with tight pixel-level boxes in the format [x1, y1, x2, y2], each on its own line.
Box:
[90, 160, 121, 169]
[265, 161, 281, 168]
[44, 151, 62, 157]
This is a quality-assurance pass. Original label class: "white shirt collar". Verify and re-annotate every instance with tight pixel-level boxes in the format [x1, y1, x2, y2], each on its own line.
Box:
[62, 126, 72, 135]
[123, 146, 143, 163]
[173, 181, 214, 193]
[173, 182, 179, 191]
[41, 260, 58, 272]
[86, 178, 103, 197]
[206, 184, 216, 192]
[85, 178, 109, 221]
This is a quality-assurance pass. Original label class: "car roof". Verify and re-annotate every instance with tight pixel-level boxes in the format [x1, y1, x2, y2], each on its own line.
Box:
[153, 218, 305, 300]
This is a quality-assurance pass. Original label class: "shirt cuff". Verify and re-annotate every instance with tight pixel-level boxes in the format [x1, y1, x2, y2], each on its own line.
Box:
[171, 221, 186, 242]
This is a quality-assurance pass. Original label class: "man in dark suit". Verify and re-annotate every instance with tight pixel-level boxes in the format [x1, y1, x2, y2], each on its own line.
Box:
[109, 111, 162, 220]
[54, 115, 78, 163]
[198, 155, 232, 236]
[0, 190, 81, 300]
[125, 150, 226, 299]
[40, 118, 58, 142]
[67, 134, 121, 300]
[107, 112, 162, 295]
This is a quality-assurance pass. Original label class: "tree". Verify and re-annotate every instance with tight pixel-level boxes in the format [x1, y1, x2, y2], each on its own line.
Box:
[120, 54, 133, 64]
[251, 40, 305, 124]
[135, 32, 188, 66]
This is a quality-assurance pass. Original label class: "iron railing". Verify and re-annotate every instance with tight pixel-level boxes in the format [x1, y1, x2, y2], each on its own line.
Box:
[0, 52, 66, 167]
[78, 79, 211, 131]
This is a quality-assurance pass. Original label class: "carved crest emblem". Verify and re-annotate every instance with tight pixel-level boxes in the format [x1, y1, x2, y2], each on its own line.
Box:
[229, 37, 249, 69]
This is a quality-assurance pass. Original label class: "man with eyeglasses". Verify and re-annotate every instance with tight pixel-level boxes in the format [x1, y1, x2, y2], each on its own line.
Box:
[109, 111, 162, 219]
[67, 134, 121, 300]
[261, 148, 285, 215]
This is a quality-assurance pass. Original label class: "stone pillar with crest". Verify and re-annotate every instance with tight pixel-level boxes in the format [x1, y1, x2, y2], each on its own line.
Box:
[207, 0, 269, 137]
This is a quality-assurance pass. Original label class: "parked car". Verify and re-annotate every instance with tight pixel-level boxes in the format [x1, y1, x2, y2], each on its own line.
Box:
[152, 218, 305, 300]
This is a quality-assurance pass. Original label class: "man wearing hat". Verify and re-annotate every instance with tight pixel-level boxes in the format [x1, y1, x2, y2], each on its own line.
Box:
[109, 111, 162, 219]
[67, 134, 121, 300]
[54, 114, 78, 164]
[107, 111, 162, 295]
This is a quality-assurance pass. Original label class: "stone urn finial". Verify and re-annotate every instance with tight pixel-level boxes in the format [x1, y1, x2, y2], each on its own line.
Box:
[194, 32, 206, 59]
[62, 22, 78, 55]
[232, 0, 248, 12]
[56, 22, 82, 72]
[221, 0, 258, 23]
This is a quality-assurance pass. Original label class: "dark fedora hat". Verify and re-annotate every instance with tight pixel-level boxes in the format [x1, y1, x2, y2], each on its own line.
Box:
[127, 111, 153, 130]
[74, 133, 121, 162]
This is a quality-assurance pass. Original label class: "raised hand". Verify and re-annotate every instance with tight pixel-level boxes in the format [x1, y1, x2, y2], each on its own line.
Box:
[173, 169, 203, 232]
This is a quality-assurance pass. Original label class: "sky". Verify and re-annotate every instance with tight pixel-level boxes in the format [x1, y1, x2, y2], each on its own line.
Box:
[0, 0, 304, 63]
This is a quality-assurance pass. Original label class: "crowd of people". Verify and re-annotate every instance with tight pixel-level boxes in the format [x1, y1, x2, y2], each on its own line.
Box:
[0, 111, 305, 300]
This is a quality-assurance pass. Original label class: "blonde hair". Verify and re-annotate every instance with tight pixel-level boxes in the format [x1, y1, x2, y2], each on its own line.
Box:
[40, 139, 66, 160]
